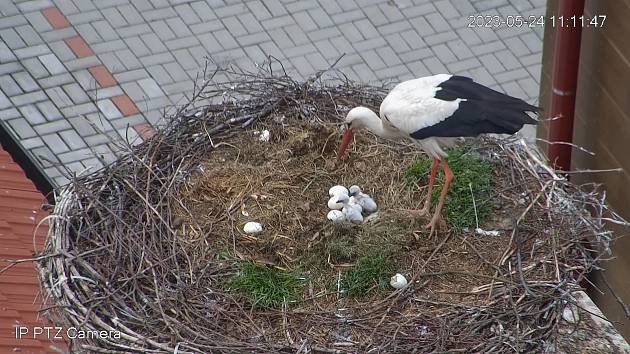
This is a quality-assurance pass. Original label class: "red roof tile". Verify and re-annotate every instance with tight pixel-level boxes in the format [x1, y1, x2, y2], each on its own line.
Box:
[0, 146, 67, 353]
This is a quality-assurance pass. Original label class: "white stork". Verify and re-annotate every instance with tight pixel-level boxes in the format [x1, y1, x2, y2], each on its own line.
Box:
[337, 74, 538, 234]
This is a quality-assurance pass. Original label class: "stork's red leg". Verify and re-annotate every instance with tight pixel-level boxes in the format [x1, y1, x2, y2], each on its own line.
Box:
[424, 159, 454, 235]
[419, 158, 439, 215]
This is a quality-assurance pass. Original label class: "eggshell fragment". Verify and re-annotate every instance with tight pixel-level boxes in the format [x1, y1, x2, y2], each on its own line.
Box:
[390, 273, 408, 289]
[243, 222, 263, 234]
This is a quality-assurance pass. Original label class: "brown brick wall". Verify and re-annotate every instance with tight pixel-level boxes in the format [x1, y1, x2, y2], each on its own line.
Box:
[539, 0, 630, 340]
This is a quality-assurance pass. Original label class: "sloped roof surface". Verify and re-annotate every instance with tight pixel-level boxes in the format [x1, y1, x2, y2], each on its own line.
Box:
[0, 146, 66, 353]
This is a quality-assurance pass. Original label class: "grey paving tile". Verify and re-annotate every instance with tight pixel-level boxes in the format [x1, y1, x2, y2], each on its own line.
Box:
[0, 28, 26, 49]
[142, 6, 177, 21]
[92, 20, 119, 41]
[290, 11, 317, 32]
[60, 102, 98, 118]
[101, 7, 127, 27]
[46, 86, 74, 108]
[0, 108, 20, 121]
[237, 32, 271, 47]
[120, 81, 146, 101]
[67, 10, 104, 25]
[114, 68, 150, 83]
[140, 52, 175, 66]
[447, 39, 474, 60]
[19, 104, 46, 125]
[38, 53, 67, 75]
[118, 4, 144, 25]
[44, 133, 71, 154]
[479, 53, 505, 74]
[141, 33, 168, 53]
[148, 20, 175, 40]
[162, 62, 189, 82]
[447, 57, 482, 73]
[495, 49, 521, 70]
[0, 91, 11, 110]
[59, 130, 88, 149]
[63, 83, 91, 104]
[9, 118, 38, 138]
[87, 86, 124, 100]
[0, 1, 20, 16]
[117, 23, 152, 37]
[0, 42, 17, 62]
[317, 0, 342, 14]
[99, 52, 126, 73]
[13, 72, 40, 92]
[0, 14, 28, 30]
[15, 25, 42, 46]
[245, 0, 271, 20]
[39, 73, 74, 89]
[22, 57, 49, 79]
[64, 56, 101, 71]
[47, 41, 75, 62]
[0, 75, 23, 96]
[75, 23, 102, 44]
[138, 77, 164, 98]
[33, 119, 72, 135]
[165, 36, 199, 51]
[40, 27, 78, 42]
[54, 0, 79, 14]
[17, 0, 54, 12]
[494, 68, 530, 83]
[91, 39, 128, 54]
[57, 147, 94, 163]
[21, 136, 45, 149]
[286, 1, 318, 12]
[189, 20, 223, 35]
[0, 63, 22, 78]
[97, 99, 123, 119]
[115, 49, 143, 70]
[174, 3, 201, 24]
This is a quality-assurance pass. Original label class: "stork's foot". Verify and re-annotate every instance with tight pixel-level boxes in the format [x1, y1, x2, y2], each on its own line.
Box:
[401, 207, 430, 217]
[423, 214, 442, 238]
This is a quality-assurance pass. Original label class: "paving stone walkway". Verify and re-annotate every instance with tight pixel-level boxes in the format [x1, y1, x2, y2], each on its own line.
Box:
[0, 0, 545, 186]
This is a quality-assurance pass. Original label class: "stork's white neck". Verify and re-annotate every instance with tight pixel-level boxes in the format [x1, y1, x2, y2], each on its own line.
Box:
[353, 109, 399, 139]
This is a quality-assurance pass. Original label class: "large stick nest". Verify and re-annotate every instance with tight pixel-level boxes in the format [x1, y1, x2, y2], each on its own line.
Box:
[37, 61, 623, 353]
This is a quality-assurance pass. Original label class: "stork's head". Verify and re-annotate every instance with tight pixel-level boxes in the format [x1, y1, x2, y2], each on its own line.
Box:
[338, 107, 374, 159]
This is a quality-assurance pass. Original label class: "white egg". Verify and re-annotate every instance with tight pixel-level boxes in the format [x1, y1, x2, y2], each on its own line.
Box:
[327, 196, 345, 210]
[390, 273, 408, 289]
[243, 222, 263, 234]
[327, 210, 345, 223]
[329, 185, 349, 197]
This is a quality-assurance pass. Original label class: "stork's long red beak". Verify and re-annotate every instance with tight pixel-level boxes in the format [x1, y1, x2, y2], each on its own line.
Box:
[337, 128, 354, 160]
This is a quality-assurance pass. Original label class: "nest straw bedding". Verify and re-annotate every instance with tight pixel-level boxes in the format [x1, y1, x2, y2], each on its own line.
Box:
[36, 61, 626, 353]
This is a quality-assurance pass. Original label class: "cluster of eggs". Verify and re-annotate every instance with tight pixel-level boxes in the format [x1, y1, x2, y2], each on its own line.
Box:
[326, 185, 378, 224]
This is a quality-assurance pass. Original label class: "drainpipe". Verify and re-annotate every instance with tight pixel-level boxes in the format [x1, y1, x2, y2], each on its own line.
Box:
[547, 0, 585, 171]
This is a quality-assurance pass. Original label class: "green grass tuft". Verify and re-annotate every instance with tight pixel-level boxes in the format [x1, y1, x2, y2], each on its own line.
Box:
[228, 263, 303, 308]
[405, 147, 494, 231]
[342, 253, 394, 297]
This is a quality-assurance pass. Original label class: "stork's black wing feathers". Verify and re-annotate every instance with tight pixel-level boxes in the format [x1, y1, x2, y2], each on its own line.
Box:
[411, 75, 538, 140]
